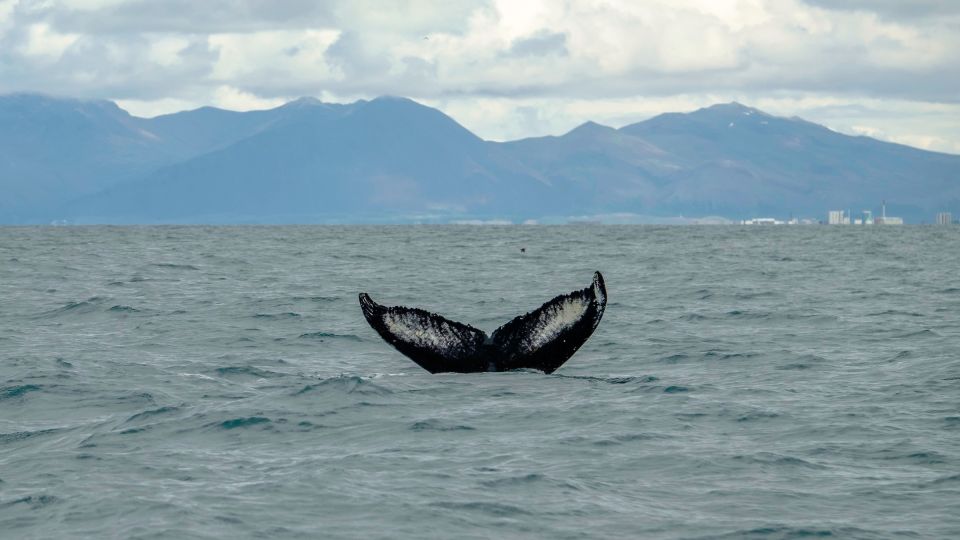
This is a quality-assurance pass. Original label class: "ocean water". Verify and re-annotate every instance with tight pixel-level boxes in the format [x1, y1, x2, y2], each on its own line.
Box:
[1, 225, 958, 539]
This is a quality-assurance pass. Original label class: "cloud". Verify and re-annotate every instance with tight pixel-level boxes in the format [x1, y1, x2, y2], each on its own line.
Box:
[0, 0, 956, 152]
[209, 29, 340, 92]
[0, 0, 15, 26]
[40, 0, 338, 34]
[504, 31, 567, 58]
[324, 30, 391, 80]
[800, 0, 960, 20]
[19, 22, 79, 57]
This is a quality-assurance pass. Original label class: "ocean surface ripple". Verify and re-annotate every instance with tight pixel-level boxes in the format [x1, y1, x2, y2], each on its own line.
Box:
[1, 225, 958, 539]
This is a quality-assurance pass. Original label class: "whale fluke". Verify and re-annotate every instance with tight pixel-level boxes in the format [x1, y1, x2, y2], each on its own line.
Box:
[359, 293, 488, 373]
[359, 272, 607, 374]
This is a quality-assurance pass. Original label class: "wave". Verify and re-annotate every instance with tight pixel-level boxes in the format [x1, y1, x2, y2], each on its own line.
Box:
[117, 426, 150, 435]
[0, 428, 61, 445]
[896, 329, 940, 338]
[702, 351, 761, 360]
[693, 288, 713, 299]
[882, 450, 948, 464]
[734, 291, 778, 299]
[409, 419, 475, 431]
[37, 297, 106, 317]
[214, 366, 285, 378]
[298, 331, 362, 341]
[553, 374, 659, 385]
[289, 295, 339, 303]
[866, 309, 925, 317]
[725, 310, 769, 319]
[217, 417, 271, 430]
[430, 501, 530, 517]
[124, 406, 181, 423]
[917, 473, 960, 487]
[778, 363, 811, 370]
[151, 263, 200, 270]
[35, 298, 148, 318]
[294, 375, 393, 396]
[0, 384, 42, 401]
[0, 495, 59, 510]
[551, 374, 683, 394]
[723, 310, 837, 322]
[735, 410, 781, 422]
[701, 525, 905, 539]
[732, 452, 826, 469]
[253, 312, 301, 319]
[592, 433, 668, 446]
[479, 473, 547, 488]
[108, 305, 141, 313]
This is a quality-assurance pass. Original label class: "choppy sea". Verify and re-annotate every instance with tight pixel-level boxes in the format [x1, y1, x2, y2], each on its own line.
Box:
[1, 225, 958, 539]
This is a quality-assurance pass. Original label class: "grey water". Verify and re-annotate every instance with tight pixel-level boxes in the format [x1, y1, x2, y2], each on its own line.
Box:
[1, 225, 958, 539]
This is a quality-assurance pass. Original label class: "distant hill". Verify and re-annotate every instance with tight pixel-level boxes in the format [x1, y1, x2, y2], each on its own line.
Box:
[66, 96, 557, 223]
[502, 102, 960, 221]
[0, 94, 165, 222]
[617, 103, 960, 219]
[1, 93, 957, 223]
[0, 93, 295, 221]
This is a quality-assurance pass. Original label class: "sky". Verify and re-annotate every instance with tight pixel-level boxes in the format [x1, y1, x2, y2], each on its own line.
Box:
[1, 0, 959, 153]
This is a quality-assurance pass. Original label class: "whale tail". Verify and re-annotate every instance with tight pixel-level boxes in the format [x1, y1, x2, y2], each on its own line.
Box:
[359, 272, 607, 374]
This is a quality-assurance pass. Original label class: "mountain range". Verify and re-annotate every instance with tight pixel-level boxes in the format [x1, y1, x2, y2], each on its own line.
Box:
[2, 93, 958, 224]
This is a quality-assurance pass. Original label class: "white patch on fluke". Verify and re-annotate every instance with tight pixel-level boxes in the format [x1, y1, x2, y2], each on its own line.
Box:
[522, 297, 588, 352]
[384, 312, 455, 350]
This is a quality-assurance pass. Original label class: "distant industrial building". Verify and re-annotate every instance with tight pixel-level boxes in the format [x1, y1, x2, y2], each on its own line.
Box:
[936, 212, 953, 225]
[828, 210, 850, 225]
[739, 217, 814, 225]
[741, 218, 782, 225]
[874, 201, 902, 225]
[828, 203, 903, 225]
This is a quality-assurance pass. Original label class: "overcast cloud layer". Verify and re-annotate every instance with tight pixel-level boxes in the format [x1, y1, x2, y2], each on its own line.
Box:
[1, 0, 958, 152]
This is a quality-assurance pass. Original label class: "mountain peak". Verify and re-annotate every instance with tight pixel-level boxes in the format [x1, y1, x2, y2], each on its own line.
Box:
[700, 101, 770, 118]
[372, 95, 412, 102]
[283, 96, 324, 108]
[565, 120, 616, 138]
[367, 95, 421, 108]
[718, 101, 750, 109]
[0, 92, 124, 112]
[359, 95, 431, 113]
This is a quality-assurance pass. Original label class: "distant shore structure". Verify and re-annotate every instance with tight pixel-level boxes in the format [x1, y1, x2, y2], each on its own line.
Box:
[828, 202, 902, 225]
[936, 212, 953, 225]
[828, 210, 850, 225]
[739, 217, 815, 225]
[874, 200, 903, 225]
